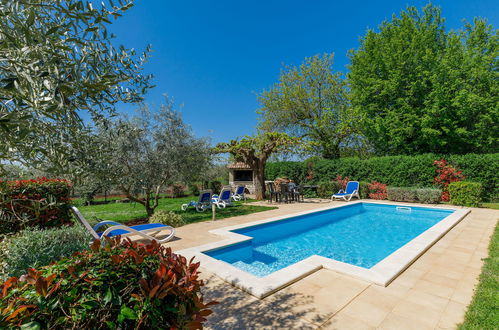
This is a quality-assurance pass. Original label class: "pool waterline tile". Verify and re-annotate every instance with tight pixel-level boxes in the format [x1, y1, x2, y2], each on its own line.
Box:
[177, 201, 470, 298]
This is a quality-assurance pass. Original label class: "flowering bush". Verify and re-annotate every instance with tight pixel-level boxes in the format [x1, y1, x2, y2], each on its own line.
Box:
[334, 175, 351, 190]
[433, 160, 464, 201]
[368, 181, 387, 200]
[0, 177, 72, 234]
[0, 237, 216, 329]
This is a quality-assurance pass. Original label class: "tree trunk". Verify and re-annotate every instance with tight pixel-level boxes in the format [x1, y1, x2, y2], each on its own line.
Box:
[254, 162, 266, 200]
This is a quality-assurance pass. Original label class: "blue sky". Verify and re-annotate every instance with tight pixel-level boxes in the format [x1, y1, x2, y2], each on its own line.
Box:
[109, 0, 498, 144]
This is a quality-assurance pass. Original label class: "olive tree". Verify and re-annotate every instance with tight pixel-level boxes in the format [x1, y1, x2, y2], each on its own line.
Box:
[216, 133, 300, 200]
[103, 100, 211, 217]
[0, 0, 152, 170]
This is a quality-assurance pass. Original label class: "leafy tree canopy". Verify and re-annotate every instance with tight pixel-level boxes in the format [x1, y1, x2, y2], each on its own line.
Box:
[100, 100, 212, 216]
[257, 54, 357, 159]
[216, 132, 300, 199]
[0, 0, 152, 170]
[348, 4, 498, 155]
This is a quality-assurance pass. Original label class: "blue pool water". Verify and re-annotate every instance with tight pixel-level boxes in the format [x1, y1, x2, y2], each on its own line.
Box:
[205, 203, 454, 277]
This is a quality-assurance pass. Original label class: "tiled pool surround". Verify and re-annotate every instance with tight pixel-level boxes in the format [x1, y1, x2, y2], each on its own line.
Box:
[177, 201, 469, 298]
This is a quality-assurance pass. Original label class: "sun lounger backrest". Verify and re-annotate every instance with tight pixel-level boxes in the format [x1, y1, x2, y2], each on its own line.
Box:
[70, 206, 100, 240]
[235, 185, 244, 194]
[345, 181, 359, 194]
[199, 190, 212, 203]
[220, 188, 231, 201]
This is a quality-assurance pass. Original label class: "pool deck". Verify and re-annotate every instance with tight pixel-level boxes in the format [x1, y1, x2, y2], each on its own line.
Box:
[163, 199, 498, 329]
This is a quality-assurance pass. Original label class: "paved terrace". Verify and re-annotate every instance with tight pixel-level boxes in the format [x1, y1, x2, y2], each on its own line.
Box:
[163, 199, 498, 329]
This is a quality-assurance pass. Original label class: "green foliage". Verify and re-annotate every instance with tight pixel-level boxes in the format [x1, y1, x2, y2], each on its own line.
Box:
[359, 181, 370, 199]
[257, 53, 356, 159]
[415, 188, 442, 204]
[0, 0, 152, 168]
[265, 153, 498, 201]
[189, 183, 200, 196]
[149, 211, 185, 228]
[449, 182, 483, 207]
[0, 226, 90, 279]
[0, 238, 215, 329]
[265, 162, 306, 183]
[100, 100, 211, 216]
[387, 187, 418, 202]
[348, 4, 498, 155]
[216, 132, 301, 200]
[209, 181, 223, 194]
[317, 181, 341, 198]
[459, 223, 499, 329]
[0, 178, 72, 234]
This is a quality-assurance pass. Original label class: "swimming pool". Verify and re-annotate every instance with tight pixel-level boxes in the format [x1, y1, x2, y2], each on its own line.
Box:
[177, 201, 469, 298]
[205, 203, 454, 277]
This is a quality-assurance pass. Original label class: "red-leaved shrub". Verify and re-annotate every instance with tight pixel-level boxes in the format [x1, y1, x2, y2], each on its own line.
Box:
[0, 177, 72, 234]
[335, 175, 351, 190]
[368, 181, 387, 200]
[0, 237, 216, 329]
[433, 160, 464, 201]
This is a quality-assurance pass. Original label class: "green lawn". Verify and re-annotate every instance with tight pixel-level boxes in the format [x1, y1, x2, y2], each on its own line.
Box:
[77, 196, 277, 226]
[481, 202, 499, 210]
[459, 222, 499, 329]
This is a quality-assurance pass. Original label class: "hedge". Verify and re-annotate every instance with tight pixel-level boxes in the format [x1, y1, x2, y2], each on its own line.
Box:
[265, 153, 498, 201]
[0, 178, 72, 234]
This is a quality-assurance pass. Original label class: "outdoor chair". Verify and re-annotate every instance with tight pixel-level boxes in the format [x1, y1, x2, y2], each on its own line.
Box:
[212, 186, 233, 208]
[293, 185, 304, 202]
[266, 182, 280, 203]
[231, 185, 246, 201]
[71, 206, 175, 243]
[181, 190, 213, 212]
[279, 183, 290, 203]
[332, 181, 360, 201]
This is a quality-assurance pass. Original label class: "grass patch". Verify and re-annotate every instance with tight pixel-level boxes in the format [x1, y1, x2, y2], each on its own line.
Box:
[76, 196, 276, 225]
[481, 202, 499, 210]
[459, 222, 499, 329]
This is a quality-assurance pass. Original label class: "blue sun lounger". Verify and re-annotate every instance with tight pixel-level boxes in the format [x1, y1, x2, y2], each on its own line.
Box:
[181, 190, 213, 212]
[332, 181, 360, 201]
[71, 206, 175, 243]
[212, 187, 233, 208]
[231, 185, 246, 201]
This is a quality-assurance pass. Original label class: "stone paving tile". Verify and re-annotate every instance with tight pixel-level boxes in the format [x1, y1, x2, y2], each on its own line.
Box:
[156, 200, 498, 329]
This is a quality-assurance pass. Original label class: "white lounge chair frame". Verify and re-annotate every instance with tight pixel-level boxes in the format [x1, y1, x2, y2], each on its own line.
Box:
[212, 186, 233, 208]
[71, 206, 175, 243]
[181, 190, 213, 212]
[231, 185, 246, 201]
[331, 181, 360, 201]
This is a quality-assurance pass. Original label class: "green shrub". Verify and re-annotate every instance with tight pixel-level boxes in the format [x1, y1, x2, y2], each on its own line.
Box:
[0, 238, 215, 329]
[149, 210, 186, 227]
[415, 188, 442, 204]
[265, 153, 499, 201]
[0, 226, 91, 279]
[359, 181, 370, 199]
[0, 178, 72, 234]
[208, 180, 222, 194]
[189, 183, 200, 196]
[449, 182, 483, 207]
[317, 181, 341, 198]
[387, 187, 418, 202]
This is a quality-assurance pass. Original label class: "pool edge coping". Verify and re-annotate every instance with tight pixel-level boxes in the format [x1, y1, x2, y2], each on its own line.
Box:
[176, 201, 470, 299]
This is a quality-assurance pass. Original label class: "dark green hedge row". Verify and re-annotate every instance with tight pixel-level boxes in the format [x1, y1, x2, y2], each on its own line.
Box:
[265, 153, 499, 201]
